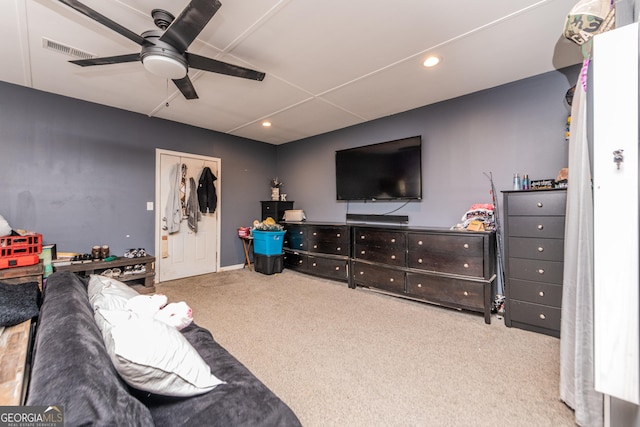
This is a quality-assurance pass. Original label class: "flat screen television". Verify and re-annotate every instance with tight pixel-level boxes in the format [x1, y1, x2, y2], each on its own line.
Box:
[335, 136, 422, 201]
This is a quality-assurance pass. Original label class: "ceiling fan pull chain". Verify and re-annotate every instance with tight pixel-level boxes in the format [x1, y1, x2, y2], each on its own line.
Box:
[165, 79, 170, 108]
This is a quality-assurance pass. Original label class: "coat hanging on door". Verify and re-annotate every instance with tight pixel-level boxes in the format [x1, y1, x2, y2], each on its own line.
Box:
[186, 177, 201, 232]
[197, 167, 218, 214]
[163, 162, 182, 234]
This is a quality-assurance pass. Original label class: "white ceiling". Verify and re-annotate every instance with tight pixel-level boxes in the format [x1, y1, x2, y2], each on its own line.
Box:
[2, 0, 583, 145]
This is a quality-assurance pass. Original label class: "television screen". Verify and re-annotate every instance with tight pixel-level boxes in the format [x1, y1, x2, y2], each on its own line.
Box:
[335, 136, 422, 201]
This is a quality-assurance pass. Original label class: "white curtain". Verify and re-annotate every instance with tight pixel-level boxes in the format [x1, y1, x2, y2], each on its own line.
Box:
[559, 61, 603, 427]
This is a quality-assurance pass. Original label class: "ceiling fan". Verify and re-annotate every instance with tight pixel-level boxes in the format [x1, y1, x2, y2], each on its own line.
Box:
[57, 0, 266, 99]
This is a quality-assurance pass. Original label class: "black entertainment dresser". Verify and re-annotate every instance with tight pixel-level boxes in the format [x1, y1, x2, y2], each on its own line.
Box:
[283, 222, 497, 323]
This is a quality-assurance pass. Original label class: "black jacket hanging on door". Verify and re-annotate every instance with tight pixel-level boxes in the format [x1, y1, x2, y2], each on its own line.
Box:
[197, 167, 218, 214]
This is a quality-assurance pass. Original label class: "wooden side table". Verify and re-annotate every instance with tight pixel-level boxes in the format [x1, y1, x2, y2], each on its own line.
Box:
[0, 261, 44, 291]
[0, 319, 33, 405]
[0, 261, 43, 404]
[240, 236, 253, 271]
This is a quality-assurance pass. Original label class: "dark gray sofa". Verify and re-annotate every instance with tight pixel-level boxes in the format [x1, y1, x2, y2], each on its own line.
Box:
[26, 271, 301, 427]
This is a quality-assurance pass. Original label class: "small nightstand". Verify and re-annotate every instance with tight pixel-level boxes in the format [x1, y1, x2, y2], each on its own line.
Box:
[0, 262, 43, 405]
[0, 319, 34, 405]
[0, 261, 44, 291]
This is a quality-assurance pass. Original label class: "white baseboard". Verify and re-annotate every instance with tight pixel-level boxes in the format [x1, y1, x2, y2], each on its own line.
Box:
[220, 264, 246, 272]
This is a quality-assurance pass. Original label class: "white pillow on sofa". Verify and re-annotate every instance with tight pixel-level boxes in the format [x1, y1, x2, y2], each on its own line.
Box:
[89, 274, 140, 332]
[99, 309, 224, 397]
[88, 274, 139, 311]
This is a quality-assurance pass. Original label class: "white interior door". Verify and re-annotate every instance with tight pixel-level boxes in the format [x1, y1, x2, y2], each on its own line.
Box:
[593, 23, 639, 405]
[155, 149, 221, 282]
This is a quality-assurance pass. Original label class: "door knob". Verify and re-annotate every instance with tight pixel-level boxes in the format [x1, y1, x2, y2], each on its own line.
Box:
[613, 149, 624, 169]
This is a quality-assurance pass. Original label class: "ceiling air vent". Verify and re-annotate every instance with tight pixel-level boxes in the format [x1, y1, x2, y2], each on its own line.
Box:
[42, 37, 96, 60]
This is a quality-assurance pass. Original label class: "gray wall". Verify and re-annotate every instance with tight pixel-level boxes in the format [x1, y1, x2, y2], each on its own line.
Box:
[276, 65, 581, 227]
[0, 81, 277, 266]
[0, 64, 579, 268]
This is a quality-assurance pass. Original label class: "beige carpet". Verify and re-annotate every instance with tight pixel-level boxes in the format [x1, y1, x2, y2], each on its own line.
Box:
[157, 269, 575, 427]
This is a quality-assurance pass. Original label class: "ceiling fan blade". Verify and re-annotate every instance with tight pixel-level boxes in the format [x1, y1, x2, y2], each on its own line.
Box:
[159, 0, 222, 53]
[187, 53, 265, 81]
[70, 53, 140, 67]
[173, 76, 199, 100]
[57, 0, 152, 47]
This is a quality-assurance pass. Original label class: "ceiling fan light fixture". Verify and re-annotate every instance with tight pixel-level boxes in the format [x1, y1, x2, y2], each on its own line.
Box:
[142, 54, 187, 79]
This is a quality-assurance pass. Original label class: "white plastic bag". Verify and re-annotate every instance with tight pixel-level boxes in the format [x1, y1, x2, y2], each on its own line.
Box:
[0, 214, 11, 236]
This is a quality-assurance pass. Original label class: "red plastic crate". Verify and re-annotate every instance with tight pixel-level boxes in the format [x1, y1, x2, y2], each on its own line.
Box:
[0, 254, 40, 269]
[0, 234, 43, 258]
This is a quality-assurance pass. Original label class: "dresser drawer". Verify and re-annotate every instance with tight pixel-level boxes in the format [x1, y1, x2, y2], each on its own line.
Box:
[406, 273, 485, 311]
[354, 243, 405, 266]
[308, 226, 348, 244]
[508, 237, 564, 261]
[508, 258, 563, 285]
[308, 256, 348, 281]
[509, 279, 562, 308]
[309, 240, 348, 256]
[407, 252, 484, 278]
[507, 216, 565, 239]
[407, 233, 484, 257]
[283, 251, 307, 270]
[351, 261, 405, 293]
[506, 191, 567, 216]
[353, 228, 405, 250]
[509, 300, 561, 331]
[284, 226, 307, 251]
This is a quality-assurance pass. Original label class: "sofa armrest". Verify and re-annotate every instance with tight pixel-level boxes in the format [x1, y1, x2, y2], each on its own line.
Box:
[26, 272, 154, 426]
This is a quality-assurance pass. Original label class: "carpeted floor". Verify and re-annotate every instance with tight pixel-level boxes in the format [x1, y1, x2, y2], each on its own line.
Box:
[156, 268, 576, 427]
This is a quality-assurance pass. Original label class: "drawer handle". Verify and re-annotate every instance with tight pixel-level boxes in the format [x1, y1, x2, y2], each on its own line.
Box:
[389, 278, 394, 282]
[391, 255, 396, 260]
[313, 232, 317, 236]
[463, 291, 469, 296]
[337, 233, 341, 237]
[417, 284, 422, 288]
[539, 313, 546, 320]
[537, 247, 544, 252]
[418, 240, 423, 245]
[299, 231, 303, 234]
[335, 266, 340, 270]
[539, 291, 545, 297]
[266, 206, 271, 210]
[361, 250, 366, 255]
[313, 245, 318, 249]
[391, 238, 396, 243]
[463, 243, 469, 249]
[537, 224, 544, 230]
[312, 262, 317, 267]
[537, 202, 544, 208]
[299, 244, 303, 247]
[463, 263, 469, 268]
[298, 260, 303, 265]
[337, 247, 341, 251]
[418, 258, 423, 263]
[537, 269, 545, 275]
[359, 271, 364, 275]
[361, 235, 365, 239]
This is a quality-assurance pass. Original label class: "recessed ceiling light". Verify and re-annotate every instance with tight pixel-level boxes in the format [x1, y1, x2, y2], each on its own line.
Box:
[262, 121, 272, 127]
[423, 56, 441, 68]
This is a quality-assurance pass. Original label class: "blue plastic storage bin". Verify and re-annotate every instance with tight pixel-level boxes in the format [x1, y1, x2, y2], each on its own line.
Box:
[252, 230, 286, 255]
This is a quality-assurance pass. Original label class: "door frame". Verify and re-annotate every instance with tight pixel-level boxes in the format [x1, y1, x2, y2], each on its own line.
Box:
[154, 149, 222, 282]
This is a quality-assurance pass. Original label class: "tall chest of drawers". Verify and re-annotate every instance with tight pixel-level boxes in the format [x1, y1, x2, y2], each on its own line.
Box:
[503, 188, 567, 337]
